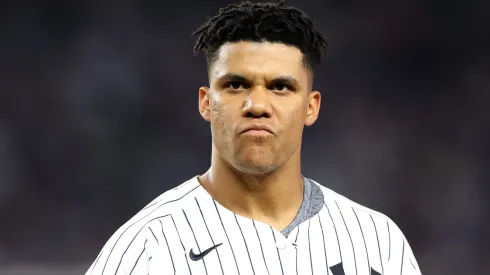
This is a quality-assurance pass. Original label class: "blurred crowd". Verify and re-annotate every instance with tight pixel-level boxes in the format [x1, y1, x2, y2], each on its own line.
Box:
[0, 0, 488, 274]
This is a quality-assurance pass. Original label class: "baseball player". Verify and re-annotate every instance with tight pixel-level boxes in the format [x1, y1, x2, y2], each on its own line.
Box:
[86, 1, 422, 274]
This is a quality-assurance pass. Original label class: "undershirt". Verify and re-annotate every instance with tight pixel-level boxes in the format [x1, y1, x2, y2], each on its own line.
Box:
[280, 177, 325, 237]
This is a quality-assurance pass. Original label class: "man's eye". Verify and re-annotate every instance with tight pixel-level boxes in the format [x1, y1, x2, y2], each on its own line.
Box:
[227, 81, 246, 90]
[272, 83, 292, 92]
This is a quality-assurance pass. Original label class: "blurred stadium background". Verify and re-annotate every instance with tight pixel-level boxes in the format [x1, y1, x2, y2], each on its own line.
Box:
[0, 0, 488, 274]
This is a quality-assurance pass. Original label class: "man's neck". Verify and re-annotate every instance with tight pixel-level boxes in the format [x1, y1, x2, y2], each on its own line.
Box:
[198, 148, 305, 231]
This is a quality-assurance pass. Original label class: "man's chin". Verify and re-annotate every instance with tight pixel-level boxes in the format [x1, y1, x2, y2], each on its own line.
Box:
[232, 159, 279, 175]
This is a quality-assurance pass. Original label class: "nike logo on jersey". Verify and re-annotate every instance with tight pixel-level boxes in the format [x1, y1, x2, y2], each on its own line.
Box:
[189, 243, 223, 261]
[330, 262, 382, 275]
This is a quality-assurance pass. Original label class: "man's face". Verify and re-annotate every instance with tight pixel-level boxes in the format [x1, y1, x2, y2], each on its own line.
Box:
[199, 41, 321, 174]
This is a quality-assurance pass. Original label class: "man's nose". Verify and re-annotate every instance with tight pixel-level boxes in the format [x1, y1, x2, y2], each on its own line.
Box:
[242, 86, 272, 118]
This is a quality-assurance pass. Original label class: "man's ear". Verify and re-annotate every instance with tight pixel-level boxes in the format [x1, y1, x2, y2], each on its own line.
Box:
[199, 87, 211, 122]
[305, 91, 321, 126]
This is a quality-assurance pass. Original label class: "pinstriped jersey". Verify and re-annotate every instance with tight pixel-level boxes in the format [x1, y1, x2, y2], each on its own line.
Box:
[86, 176, 422, 275]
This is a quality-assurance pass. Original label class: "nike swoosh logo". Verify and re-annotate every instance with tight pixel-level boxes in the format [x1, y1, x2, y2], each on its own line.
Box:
[189, 243, 223, 261]
[330, 262, 382, 275]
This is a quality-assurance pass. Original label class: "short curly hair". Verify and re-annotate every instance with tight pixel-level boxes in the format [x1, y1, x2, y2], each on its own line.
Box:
[192, 1, 328, 70]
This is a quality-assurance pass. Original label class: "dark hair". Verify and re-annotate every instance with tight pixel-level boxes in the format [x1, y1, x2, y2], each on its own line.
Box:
[192, 1, 328, 70]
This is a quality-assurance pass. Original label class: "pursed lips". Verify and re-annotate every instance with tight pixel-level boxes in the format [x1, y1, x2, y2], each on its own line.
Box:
[240, 124, 275, 136]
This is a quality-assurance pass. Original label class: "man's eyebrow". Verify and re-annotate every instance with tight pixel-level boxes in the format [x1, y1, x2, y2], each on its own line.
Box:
[215, 73, 299, 86]
[271, 76, 299, 86]
[216, 73, 249, 83]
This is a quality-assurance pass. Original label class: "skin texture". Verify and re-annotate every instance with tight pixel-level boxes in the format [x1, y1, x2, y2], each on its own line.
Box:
[198, 41, 321, 230]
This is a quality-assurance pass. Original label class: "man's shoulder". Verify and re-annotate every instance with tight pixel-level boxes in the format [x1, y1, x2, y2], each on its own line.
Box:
[136, 176, 202, 220]
[86, 177, 202, 275]
[308, 177, 394, 223]
[308, 178, 422, 274]
[109, 176, 202, 240]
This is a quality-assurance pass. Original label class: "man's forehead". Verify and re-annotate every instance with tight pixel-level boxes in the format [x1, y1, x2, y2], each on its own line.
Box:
[211, 41, 308, 80]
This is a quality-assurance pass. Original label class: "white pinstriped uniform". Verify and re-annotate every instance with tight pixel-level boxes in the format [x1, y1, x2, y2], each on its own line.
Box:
[86, 176, 422, 275]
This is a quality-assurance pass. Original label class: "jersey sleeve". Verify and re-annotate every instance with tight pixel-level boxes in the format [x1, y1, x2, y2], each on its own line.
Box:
[85, 221, 176, 275]
[144, 220, 182, 275]
[385, 219, 422, 275]
[85, 224, 151, 275]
